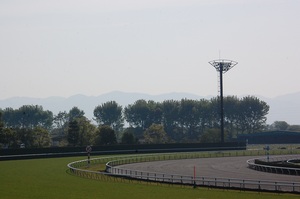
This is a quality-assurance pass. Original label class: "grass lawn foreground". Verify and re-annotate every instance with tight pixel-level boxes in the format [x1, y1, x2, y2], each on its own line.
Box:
[0, 156, 299, 199]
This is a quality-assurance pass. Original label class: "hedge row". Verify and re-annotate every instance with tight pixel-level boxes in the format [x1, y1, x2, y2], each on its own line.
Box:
[0, 142, 246, 160]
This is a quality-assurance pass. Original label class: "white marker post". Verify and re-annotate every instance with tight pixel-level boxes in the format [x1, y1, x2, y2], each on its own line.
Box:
[86, 145, 92, 167]
[264, 145, 270, 162]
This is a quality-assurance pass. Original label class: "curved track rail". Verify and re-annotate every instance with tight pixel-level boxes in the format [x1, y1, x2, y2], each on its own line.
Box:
[68, 152, 300, 193]
[247, 156, 300, 175]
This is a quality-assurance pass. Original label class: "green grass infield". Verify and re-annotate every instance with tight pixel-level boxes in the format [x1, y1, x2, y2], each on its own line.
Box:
[0, 156, 299, 199]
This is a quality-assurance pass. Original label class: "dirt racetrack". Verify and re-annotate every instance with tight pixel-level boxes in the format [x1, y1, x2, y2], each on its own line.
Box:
[116, 156, 300, 182]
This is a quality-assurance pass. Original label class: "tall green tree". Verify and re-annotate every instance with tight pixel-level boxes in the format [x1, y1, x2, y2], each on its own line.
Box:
[0, 128, 17, 148]
[146, 100, 163, 127]
[223, 96, 240, 139]
[121, 131, 136, 145]
[124, 99, 150, 130]
[67, 120, 80, 146]
[209, 97, 222, 128]
[271, 121, 289, 131]
[66, 117, 95, 147]
[2, 105, 53, 130]
[237, 96, 269, 134]
[93, 101, 124, 132]
[53, 111, 69, 129]
[32, 127, 51, 148]
[66, 107, 85, 146]
[1, 107, 17, 128]
[0, 111, 19, 148]
[161, 100, 180, 140]
[68, 107, 85, 121]
[77, 117, 96, 146]
[52, 111, 69, 140]
[122, 96, 270, 143]
[94, 125, 117, 145]
[197, 99, 211, 134]
[17, 128, 36, 148]
[18, 105, 53, 130]
[124, 100, 162, 130]
[144, 124, 168, 144]
[123, 126, 144, 141]
[178, 99, 201, 140]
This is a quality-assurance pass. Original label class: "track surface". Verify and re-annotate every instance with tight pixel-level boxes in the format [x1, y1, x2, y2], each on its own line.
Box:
[116, 156, 300, 182]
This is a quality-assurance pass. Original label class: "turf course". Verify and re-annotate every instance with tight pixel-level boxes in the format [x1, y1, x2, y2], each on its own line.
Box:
[0, 156, 299, 199]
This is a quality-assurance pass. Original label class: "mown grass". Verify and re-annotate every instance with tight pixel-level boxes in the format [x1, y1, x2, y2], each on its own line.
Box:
[0, 156, 299, 199]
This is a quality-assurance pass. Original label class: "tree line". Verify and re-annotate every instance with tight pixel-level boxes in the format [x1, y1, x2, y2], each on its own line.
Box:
[1, 95, 294, 149]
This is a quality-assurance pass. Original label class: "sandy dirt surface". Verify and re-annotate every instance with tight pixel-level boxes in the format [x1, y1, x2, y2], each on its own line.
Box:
[116, 156, 300, 182]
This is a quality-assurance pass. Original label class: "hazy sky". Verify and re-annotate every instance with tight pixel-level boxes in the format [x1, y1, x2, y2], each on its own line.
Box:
[1, 0, 299, 100]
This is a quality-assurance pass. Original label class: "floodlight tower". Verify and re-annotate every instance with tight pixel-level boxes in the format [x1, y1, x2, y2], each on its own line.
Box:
[209, 59, 238, 143]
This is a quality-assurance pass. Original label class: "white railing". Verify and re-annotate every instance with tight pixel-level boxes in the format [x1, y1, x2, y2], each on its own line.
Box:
[247, 155, 300, 176]
[107, 166, 300, 192]
[68, 152, 300, 193]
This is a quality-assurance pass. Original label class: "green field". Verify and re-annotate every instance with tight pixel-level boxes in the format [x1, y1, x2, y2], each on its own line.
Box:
[0, 155, 299, 199]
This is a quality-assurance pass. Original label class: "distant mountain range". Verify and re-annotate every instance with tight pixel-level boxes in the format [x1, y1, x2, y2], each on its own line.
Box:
[0, 91, 299, 125]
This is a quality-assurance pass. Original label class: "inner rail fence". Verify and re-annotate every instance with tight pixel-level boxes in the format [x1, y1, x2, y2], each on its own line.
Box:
[68, 150, 300, 193]
[107, 166, 300, 193]
[247, 155, 300, 176]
